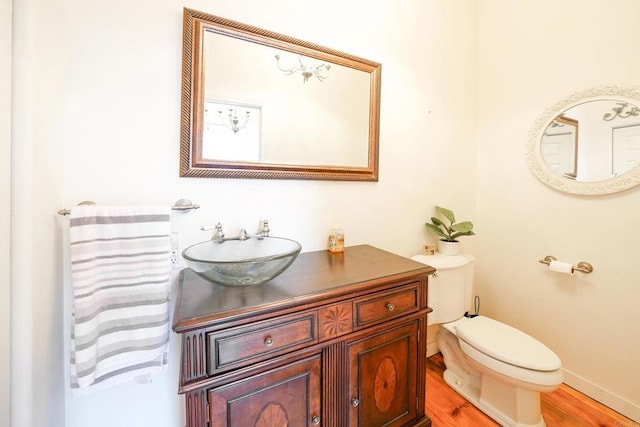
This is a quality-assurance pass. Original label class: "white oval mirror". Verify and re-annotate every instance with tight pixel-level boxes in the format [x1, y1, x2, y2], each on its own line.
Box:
[526, 85, 640, 195]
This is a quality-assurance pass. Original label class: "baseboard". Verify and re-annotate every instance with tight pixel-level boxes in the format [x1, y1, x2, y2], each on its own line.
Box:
[426, 324, 440, 358]
[427, 340, 439, 358]
[563, 368, 640, 423]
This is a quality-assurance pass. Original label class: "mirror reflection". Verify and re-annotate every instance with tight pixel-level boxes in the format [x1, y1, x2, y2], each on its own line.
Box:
[203, 100, 261, 161]
[202, 29, 371, 167]
[541, 100, 640, 182]
[526, 85, 640, 195]
[180, 8, 382, 181]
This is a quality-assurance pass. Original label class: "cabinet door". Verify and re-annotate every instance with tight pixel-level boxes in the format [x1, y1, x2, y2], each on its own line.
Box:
[209, 355, 321, 427]
[348, 322, 418, 427]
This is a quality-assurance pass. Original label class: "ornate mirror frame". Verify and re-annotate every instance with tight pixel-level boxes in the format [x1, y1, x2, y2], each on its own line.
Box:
[180, 8, 382, 181]
[526, 85, 640, 195]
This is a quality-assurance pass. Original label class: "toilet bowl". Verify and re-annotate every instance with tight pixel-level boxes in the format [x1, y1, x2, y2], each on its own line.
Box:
[437, 316, 563, 427]
[411, 253, 563, 427]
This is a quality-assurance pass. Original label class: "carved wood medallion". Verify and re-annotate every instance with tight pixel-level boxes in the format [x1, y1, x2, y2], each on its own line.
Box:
[373, 356, 397, 412]
[318, 302, 353, 341]
[255, 402, 289, 427]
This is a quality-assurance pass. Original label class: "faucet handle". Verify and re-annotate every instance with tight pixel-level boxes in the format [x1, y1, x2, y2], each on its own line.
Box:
[201, 222, 221, 231]
[214, 223, 225, 241]
[202, 222, 225, 242]
[260, 219, 270, 237]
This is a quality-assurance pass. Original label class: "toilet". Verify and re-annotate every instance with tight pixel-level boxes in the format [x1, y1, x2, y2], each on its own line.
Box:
[412, 253, 563, 427]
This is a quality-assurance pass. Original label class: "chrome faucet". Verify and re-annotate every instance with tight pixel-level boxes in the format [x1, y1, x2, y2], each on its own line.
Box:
[201, 220, 270, 243]
[201, 222, 226, 243]
[260, 220, 270, 237]
[214, 223, 226, 242]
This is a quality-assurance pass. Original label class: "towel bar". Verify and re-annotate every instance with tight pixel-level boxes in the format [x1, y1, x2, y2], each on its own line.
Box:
[57, 198, 200, 216]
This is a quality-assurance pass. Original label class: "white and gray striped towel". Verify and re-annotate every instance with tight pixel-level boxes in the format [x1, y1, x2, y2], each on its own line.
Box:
[68, 205, 172, 394]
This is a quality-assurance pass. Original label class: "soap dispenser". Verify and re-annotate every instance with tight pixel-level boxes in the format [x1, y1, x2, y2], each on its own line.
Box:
[328, 226, 345, 253]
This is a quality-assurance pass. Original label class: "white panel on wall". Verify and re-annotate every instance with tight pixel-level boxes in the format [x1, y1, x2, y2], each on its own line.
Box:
[1, 0, 12, 425]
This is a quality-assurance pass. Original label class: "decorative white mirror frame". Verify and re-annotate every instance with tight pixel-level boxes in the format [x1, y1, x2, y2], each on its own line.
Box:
[526, 85, 640, 195]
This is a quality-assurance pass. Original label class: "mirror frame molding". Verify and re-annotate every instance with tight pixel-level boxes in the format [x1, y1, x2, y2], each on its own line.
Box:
[526, 85, 640, 195]
[180, 8, 382, 181]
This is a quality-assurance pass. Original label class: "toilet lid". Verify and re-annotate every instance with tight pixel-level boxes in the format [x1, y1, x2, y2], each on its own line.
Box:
[411, 253, 474, 270]
[455, 316, 561, 371]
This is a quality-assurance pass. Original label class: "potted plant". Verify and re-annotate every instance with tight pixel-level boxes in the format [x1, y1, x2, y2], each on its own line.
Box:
[425, 206, 475, 255]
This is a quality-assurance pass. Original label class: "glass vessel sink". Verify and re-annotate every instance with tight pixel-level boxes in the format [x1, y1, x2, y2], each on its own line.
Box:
[182, 237, 302, 286]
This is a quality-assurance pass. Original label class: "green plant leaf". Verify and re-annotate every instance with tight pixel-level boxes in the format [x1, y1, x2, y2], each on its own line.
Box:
[436, 206, 455, 223]
[425, 223, 447, 238]
[451, 221, 474, 233]
[430, 217, 445, 227]
[427, 206, 475, 242]
[450, 231, 475, 240]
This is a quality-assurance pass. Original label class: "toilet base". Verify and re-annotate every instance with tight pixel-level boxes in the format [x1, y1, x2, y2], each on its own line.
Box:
[437, 325, 552, 427]
[442, 368, 546, 427]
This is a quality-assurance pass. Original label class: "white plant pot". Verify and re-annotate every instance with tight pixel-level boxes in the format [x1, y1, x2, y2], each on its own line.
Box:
[438, 240, 460, 256]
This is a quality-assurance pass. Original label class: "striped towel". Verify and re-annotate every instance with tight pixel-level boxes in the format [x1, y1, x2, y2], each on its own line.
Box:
[68, 205, 172, 394]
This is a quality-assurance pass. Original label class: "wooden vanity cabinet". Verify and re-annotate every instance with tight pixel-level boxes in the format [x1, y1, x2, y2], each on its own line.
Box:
[172, 245, 435, 427]
[208, 355, 322, 427]
[348, 322, 419, 427]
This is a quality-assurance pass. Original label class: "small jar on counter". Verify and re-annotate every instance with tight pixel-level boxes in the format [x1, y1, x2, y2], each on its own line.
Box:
[328, 226, 345, 253]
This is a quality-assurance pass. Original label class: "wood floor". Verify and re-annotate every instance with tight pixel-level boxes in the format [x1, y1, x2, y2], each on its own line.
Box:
[425, 353, 636, 427]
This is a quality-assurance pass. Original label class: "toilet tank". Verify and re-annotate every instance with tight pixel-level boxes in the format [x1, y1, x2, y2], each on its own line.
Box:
[411, 253, 475, 325]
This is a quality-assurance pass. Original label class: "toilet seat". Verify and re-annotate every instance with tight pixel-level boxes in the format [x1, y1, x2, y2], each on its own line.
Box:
[437, 316, 564, 426]
[455, 316, 561, 371]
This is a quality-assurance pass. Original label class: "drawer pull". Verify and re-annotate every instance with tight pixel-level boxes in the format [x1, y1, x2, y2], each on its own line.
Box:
[311, 415, 321, 425]
[386, 303, 395, 312]
[351, 397, 360, 407]
[264, 336, 274, 347]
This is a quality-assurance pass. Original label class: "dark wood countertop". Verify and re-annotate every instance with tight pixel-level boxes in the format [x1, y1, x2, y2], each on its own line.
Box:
[172, 244, 435, 332]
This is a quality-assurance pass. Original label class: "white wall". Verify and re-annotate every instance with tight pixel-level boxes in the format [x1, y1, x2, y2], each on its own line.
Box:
[11, 0, 67, 425]
[1, 0, 12, 425]
[11, 0, 478, 426]
[14, 0, 640, 425]
[476, 0, 640, 421]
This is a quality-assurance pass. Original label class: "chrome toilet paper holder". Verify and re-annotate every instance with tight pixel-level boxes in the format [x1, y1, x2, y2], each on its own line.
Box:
[538, 255, 593, 274]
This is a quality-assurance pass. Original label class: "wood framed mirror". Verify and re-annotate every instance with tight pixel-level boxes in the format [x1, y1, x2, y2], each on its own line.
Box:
[180, 8, 382, 181]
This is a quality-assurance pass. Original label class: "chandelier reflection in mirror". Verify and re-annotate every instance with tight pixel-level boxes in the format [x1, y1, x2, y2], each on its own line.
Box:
[214, 108, 251, 134]
[543, 118, 566, 135]
[203, 100, 261, 162]
[603, 102, 640, 121]
[275, 54, 331, 83]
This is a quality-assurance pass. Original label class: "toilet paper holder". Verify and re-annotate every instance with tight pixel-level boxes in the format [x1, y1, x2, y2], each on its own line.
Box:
[538, 255, 593, 274]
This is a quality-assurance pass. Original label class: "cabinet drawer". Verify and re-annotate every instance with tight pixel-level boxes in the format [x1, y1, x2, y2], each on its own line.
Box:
[208, 312, 317, 373]
[354, 283, 419, 327]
